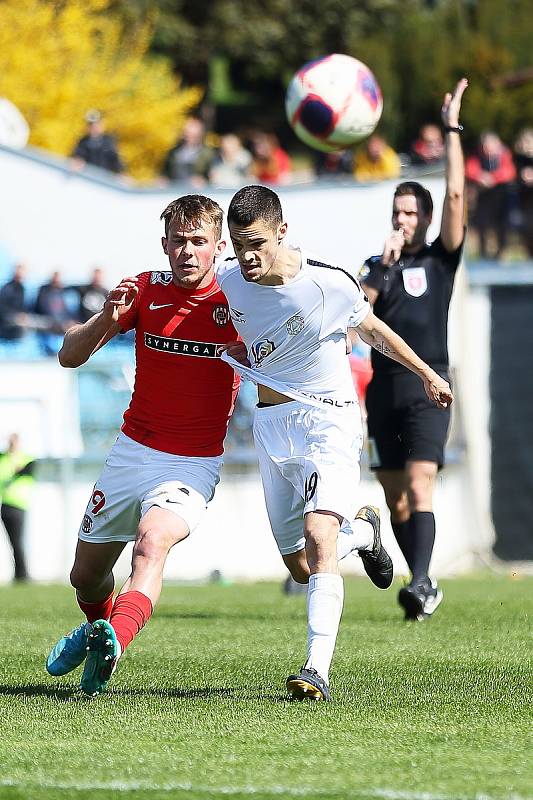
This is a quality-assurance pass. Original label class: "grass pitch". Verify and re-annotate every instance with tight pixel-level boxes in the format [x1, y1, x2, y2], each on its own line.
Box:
[0, 575, 531, 800]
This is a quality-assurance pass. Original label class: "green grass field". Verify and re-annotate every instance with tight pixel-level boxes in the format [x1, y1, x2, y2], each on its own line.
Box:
[0, 575, 531, 800]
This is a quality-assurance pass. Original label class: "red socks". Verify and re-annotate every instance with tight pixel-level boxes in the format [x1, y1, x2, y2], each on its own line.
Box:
[77, 591, 114, 623]
[109, 590, 153, 654]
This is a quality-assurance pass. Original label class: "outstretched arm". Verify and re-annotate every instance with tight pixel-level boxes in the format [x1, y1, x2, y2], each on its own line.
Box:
[440, 78, 468, 253]
[356, 310, 453, 409]
[58, 277, 138, 368]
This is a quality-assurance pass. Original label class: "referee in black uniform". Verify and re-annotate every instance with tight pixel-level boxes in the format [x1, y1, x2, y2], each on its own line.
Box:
[358, 79, 468, 621]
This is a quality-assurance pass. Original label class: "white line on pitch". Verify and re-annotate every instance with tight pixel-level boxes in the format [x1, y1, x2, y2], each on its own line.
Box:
[0, 779, 530, 800]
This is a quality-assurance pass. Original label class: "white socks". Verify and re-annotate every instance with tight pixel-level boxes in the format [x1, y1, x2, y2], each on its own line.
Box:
[336, 517, 374, 561]
[304, 572, 344, 684]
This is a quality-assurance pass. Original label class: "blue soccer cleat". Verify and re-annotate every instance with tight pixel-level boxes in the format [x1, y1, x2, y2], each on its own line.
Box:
[46, 622, 91, 677]
[80, 619, 120, 696]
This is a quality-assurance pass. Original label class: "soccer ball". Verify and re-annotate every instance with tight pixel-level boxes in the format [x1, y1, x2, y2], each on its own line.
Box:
[285, 54, 383, 152]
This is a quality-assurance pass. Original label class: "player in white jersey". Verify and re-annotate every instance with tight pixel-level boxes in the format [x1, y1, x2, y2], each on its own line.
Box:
[219, 185, 453, 702]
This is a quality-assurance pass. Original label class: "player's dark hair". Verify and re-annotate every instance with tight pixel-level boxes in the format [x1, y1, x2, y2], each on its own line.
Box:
[394, 181, 433, 218]
[227, 185, 283, 230]
[160, 195, 223, 239]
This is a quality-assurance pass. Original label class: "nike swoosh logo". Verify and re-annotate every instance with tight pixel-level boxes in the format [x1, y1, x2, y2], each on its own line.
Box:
[149, 302, 174, 311]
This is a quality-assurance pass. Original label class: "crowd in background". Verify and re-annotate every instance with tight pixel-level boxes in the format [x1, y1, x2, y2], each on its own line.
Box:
[70, 110, 533, 261]
[0, 111, 530, 354]
[0, 266, 110, 355]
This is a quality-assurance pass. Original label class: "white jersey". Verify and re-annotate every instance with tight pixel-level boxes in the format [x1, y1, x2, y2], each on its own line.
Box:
[217, 250, 370, 409]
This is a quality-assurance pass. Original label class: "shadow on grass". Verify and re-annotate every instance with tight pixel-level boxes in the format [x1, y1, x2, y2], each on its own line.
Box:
[113, 685, 238, 699]
[0, 682, 291, 703]
[0, 683, 263, 701]
[0, 683, 78, 701]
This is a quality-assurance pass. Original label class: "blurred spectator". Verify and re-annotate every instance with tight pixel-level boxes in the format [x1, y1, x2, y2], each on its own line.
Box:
[71, 110, 124, 174]
[208, 134, 252, 187]
[354, 134, 401, 182]
[34, 271, 76, 355]
[314, 149, 354, 179]
[0, 97, 29, 149]
[513, 128, 533, 258]
[465, 132, 516, 259]
[410, 124, 445, 167]
[0, 264, 27, 340]
[67, 268, 109, 322]
[250, 132, 292, 185]
[0, 433, 36, 582]
[162, 117, 214, 186]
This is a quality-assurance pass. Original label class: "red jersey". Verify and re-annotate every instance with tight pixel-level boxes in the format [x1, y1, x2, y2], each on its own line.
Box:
[119, 270, 239, 457]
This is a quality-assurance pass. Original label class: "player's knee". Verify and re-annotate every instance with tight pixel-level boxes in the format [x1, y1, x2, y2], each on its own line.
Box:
[406, 475, 434, 508]
[385, 489, 409, 518]
[133, 527, 178, 563]
[70, 563, 102, 592]
[304, 516, 338, 552]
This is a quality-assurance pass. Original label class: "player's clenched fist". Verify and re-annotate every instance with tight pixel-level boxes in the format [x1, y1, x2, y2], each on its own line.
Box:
[103, 277, 139, 321]
[422, 371, 453, 409]
[381, 229, 405, 266]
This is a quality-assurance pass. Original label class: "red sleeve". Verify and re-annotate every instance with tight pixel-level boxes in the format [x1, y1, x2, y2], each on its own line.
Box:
[465, 155, 482, 182]
[118, 272, 150, 333]
[491, 149, 516, 184]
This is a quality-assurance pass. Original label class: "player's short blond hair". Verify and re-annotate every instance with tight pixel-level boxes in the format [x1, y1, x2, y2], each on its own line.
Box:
[160, 195, 223, 240]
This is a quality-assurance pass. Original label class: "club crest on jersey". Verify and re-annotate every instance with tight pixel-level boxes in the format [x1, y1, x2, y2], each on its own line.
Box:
[251, 338, 276, 365]
[229, 308, 246, 324]
[150, 271, 173, 286]
[286, 314, 304, 335]
[358, 263, 370, 280]
[402, 267, 427, 297]
[81, 514, 93, 534]
[212, 304, 230, 326]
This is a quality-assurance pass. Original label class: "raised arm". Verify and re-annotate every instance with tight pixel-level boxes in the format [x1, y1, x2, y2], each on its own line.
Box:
[440, 78, 468, 253]
[355, 309, 453, 409]
[58, 277, 138, 368]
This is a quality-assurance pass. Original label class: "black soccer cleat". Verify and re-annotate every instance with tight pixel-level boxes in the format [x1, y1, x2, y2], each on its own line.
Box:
[356, 505, 394, 589]
[286, 667, 331, 702]
[398, 578, 443, 621]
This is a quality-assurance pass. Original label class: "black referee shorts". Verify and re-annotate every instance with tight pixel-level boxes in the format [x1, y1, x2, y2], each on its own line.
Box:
[366, 369, 451, 471]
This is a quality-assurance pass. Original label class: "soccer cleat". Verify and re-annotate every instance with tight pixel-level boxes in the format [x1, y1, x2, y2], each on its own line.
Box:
[398, 578, 443, 621]
[286, 667, 331, 701]
[80, 619, 120, 696]
[356, 505, 394, 589]
[46, 622, 91, 677]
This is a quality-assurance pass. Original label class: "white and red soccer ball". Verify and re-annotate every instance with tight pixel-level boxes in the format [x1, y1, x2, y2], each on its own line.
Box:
[285, 54, 383, 152]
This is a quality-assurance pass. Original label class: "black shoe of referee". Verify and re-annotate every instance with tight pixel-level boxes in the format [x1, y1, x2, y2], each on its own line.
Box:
[356, 505, 394, 589]
[398, 578, 443, 621]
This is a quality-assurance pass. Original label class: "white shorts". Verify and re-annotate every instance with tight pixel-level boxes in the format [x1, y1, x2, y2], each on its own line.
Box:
[78, 433, 222, 544]
[253, 401, 363, 555]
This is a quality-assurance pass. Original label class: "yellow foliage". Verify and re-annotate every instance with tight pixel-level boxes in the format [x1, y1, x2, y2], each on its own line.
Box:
[0, 0, 203, 180]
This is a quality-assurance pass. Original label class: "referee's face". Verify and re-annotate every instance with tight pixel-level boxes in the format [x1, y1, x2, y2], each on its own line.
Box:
[229, 219, 285, 283]
[392, 195, 431, 250]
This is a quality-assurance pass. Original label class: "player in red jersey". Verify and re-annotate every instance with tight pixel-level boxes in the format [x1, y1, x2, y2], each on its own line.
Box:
[46, 195, 243, 696]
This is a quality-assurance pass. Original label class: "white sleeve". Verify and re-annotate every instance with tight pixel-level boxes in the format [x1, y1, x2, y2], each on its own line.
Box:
[348, 287, 371, 327]
[214, 257, 237, 287]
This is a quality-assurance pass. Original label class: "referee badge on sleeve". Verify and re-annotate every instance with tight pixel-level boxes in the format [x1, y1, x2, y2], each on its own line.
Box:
[402, 267, 427, 297]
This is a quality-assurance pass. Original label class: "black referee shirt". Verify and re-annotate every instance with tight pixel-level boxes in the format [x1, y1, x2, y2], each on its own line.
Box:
[360, 236, 463, 374]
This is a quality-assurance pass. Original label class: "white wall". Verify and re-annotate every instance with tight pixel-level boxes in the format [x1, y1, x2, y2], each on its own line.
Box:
[0, 144, 444, 283]
[0, 464, 479, 585]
